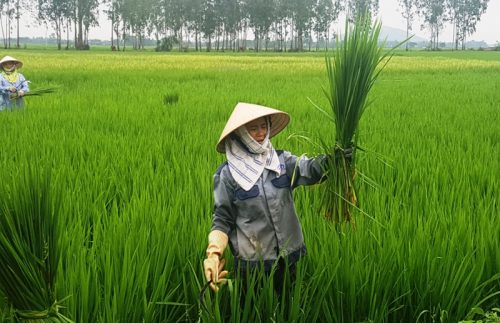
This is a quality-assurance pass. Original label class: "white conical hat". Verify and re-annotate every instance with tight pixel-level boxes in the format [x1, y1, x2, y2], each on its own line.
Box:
[216, 102, 290, 153]
[0, 56, 23, 69]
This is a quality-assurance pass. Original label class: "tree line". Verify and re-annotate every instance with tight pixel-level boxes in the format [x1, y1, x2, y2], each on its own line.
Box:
[0, 0, 491, 51]
[399, 0, 489, 50]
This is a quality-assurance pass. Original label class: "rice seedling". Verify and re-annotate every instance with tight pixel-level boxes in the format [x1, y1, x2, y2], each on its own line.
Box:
[163, 93, 179, 105]
[9, 86, 58, 101]
[313, 17, 405, 225]
[0, 169, 71, 322]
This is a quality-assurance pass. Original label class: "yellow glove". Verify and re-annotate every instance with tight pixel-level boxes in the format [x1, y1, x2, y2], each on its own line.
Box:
[203, 230, 229, 292]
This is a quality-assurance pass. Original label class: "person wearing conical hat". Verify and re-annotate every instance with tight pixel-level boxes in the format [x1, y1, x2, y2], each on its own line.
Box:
[0, 56, 29, 110]
[203, 102, 352, 298]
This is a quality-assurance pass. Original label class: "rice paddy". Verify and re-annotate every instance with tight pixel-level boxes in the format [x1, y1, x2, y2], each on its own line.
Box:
[0, 49, 499, 322]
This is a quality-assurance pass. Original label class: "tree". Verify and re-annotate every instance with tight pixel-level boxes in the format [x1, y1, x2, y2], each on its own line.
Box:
[245, 0, 276, 51]
[398, 0, 417, 50]
[289, 0, 314, 51]
[37, 0, 70, 49]
[148, 0, 164, 47]
[346, 0, 379, 22]
[416, 0, 446, 50]
[126, 0, 155, 49]
[0, 0, 15, 48]
[447, 0, 488, 50]
[63, 0, 75, 49]
[185, 0, 204, 50]
[201, 0, 217, 51]
[272, 0, 292, 51]
[313, 0, 342, 50]
[104, 0, 123, 50]
[15, 0, 29, 48]
[219, 0, 242, 51]
[74, 0, 99, 49]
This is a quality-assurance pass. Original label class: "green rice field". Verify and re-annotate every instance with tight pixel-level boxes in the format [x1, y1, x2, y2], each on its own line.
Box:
[0, 49, 499, 322]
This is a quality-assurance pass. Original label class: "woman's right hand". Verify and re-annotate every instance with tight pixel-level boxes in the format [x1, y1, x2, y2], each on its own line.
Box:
[204, 230, 229, 292]
[203, 256, 228, 292]
[9, 87, 17, 93]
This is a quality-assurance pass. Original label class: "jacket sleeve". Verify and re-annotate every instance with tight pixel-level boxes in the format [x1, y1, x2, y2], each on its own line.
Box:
[211, 172, 235, 235]
[18, 75, 29, 93]
[0, 78, 11, 94]
[282, 151, 327, 189]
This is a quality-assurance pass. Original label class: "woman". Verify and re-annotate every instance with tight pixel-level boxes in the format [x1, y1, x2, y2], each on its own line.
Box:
[203, 102, 333, 296]
[0, 56, 29, 110]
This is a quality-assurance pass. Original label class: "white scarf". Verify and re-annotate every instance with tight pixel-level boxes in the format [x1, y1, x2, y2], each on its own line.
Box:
[225, 123, 281, 191]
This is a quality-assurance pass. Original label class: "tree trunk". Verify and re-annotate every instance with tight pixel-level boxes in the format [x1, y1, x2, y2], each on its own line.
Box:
[66, 19, 70, 49]
[114, 21, 121, 51]
[195, 31, 198, 51]
[0, 13, 6, 48]
[326, 29, 329, 51]
[215, 28, 219, 51]
[221, 29, 225, 51]
[56, 18, 61, 50]
[462, 28, 466, 50]
[236, 29, 240, 51]
[16, 0, 20, 48]
[7, 0, 11, 49]
[254, 29, 259, 52]
[111, 13, 114, 49]
[233, 31, 237, 52]
[406, 18, 410, 51]
[77, 16, 83, 49]
[436, 27, 439, 50]
[74, 15, 77, 47]
[243, 21, 248, 50]
[122, 21, 127, 51]
[85, 26, 89, 46]
[308, 27, 312, 51]
[298, 28, 303, 51]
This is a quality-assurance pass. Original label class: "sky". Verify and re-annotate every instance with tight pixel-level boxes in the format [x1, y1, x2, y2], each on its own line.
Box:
[13, 0, 500, 45]
[375, 0, 499, 44]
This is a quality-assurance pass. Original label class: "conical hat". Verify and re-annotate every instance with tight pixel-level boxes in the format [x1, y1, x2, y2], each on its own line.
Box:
[216, 102, 290, 153]
[0, 56, 23, 69]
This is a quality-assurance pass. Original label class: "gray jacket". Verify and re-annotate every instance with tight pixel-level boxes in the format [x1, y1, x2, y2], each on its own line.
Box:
[211, 150, 326, 270]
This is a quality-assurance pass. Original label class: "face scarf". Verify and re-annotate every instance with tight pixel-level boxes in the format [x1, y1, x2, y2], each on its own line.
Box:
[1, 69, 18, 83]
[225, 119, 281, 191]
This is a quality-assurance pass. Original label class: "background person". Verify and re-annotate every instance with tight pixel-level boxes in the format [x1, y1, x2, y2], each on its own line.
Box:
[0, 56, 29, 111]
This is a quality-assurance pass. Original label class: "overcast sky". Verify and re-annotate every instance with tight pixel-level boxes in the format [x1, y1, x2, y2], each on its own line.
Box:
[14, 0, 500, 45]
[375, 0, 499, 44]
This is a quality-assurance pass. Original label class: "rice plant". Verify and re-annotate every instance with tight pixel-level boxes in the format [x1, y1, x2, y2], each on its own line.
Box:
[314, 17, 403, 225]
[0, 169, 71, 322]
[0, 49, 498, 322]
[9, 86, 58, 101]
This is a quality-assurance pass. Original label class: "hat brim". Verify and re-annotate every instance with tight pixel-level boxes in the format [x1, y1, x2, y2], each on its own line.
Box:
[0, 56, 22, 69]
[216, 103, 290, 153]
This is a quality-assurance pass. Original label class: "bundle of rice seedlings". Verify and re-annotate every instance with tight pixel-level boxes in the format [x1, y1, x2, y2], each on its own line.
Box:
[314, 16, 405, 225]
[0, 170, 71, 322]
[10, 87, 58, 100]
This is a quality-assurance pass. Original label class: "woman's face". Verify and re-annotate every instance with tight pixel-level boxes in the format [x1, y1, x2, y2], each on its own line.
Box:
[245, 117, 268, 144]
[2, 62, 16, 71]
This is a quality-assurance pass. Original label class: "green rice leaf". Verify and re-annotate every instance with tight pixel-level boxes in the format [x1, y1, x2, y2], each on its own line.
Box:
[316, 15, 407, 225]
